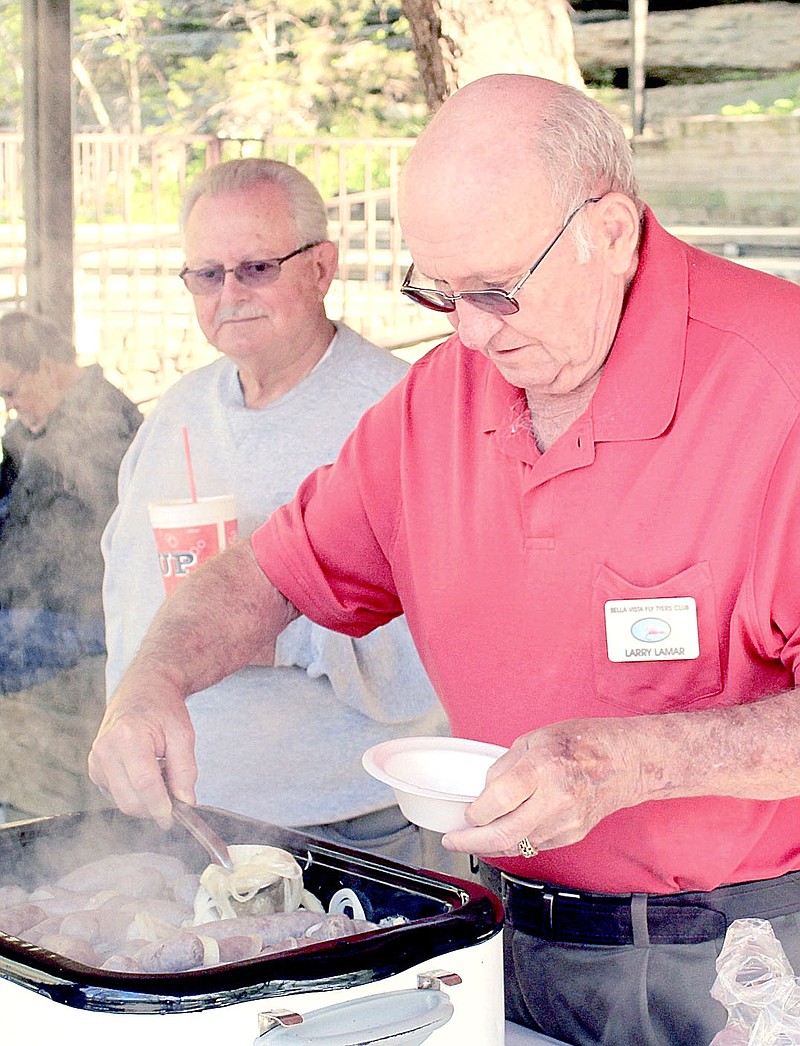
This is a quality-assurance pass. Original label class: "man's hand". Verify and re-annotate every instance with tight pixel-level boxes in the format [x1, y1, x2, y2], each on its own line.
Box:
[88, 667, 197, 827]
[442, 718, 638, 858]
[442, 690, 800, 859]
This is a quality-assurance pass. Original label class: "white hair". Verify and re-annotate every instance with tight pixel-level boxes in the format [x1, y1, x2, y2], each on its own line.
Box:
[180, 158, 329, 245]
[533, 87, 643, 261]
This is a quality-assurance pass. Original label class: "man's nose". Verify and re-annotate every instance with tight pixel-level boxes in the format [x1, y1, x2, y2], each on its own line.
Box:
[217, 267, 250, 299]
[453, 299, 505, 352]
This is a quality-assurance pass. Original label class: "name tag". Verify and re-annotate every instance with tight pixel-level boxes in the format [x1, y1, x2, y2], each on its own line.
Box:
[604, 597, 700, 663]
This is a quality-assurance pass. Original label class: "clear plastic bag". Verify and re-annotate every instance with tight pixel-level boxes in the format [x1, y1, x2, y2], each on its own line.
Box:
[709, 919, 800, 1045]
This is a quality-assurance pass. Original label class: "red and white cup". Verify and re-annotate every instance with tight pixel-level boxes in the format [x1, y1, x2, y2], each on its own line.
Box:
[148, 495, 238, 596]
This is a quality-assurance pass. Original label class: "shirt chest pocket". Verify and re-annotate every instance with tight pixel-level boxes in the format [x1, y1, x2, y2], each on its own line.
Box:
[591, 561, 723, 714]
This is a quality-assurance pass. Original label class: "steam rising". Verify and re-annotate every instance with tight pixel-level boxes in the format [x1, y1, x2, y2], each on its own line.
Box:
[0, 317, 142, 819]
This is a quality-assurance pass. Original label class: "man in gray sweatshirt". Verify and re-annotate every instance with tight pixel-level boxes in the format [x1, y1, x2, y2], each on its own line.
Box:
[102, 158, 456, 871]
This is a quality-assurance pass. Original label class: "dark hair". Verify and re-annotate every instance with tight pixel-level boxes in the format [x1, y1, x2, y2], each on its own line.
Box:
[0, 311, 76, 372]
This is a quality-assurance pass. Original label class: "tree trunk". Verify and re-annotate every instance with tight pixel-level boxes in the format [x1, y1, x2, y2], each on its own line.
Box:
[402, 0, 584, 112]
[402, 0, 452, 111]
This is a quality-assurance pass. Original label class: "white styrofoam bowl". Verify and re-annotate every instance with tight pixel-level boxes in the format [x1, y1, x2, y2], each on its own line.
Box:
[362, 736, 508, 834]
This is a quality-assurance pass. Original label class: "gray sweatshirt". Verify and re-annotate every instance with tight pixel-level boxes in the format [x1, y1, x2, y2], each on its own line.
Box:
[102, 323, 447, 825]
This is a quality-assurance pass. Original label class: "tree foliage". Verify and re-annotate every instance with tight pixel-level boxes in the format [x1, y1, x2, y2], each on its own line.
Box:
[0, 0, 428, 136]
[0, 2, 23, 129]
[0, 0, 583, 134]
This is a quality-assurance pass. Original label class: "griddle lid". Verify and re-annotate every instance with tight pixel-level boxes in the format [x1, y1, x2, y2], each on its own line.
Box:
[256, 987, 454, 1045]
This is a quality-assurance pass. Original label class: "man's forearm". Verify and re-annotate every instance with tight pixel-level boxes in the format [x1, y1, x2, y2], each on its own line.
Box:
[621, 687, 800, 805]
[131, 540, 299, 699]
[88, 540, 301, 822]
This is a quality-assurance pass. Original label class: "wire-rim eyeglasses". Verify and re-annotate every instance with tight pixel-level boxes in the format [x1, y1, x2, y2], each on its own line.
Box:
[400, 196, 604, 316]
[179, 241, 323, 296]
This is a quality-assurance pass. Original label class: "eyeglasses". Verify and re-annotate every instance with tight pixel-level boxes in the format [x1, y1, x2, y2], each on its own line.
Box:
[400, 197, 603, 316]
[179, 241, 323, 296]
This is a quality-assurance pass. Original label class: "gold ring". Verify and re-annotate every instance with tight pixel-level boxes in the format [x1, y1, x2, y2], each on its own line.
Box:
[518, 836, 538, 859]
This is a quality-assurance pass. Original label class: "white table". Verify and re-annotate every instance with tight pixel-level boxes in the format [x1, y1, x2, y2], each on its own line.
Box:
[506, 1020, 569, 1044]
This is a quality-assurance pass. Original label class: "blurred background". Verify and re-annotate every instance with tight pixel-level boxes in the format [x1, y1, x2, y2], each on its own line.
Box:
[1, 0, 798, 410]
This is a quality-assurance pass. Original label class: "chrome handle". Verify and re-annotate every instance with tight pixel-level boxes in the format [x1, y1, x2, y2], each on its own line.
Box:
[256, 1009, 304, 1038]
[417, 969, 463, 990]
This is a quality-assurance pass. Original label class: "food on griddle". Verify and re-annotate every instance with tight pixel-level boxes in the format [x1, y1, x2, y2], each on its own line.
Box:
[55, 852, 187, 895]
[0, 848, 377, 973]
[37, 933, 102, 967]
[0, 903, 48, 937]
[0, 885, 26, 908]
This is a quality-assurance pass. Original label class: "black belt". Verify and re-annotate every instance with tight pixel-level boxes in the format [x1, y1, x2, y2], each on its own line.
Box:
[499, 870, 800, 946]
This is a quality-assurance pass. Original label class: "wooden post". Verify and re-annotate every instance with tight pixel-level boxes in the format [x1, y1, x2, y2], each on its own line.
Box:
[22, 0, 74, 335]
[629, 0, 649, 138]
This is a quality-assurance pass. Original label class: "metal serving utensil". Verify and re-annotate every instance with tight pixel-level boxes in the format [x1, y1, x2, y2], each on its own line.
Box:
[171, 800, 289, 916]
[171, 799, 235, 870]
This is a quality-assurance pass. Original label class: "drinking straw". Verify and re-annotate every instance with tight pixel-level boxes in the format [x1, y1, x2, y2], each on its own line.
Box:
[182, 425, 198, 502]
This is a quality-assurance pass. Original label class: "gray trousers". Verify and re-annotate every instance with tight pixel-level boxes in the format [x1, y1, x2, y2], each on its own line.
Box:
[480, 864, 800, 1046]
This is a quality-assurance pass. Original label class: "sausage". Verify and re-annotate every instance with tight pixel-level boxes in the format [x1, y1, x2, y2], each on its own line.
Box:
[102, 953, 144, 973]
[22, 908, 373, 973]
[59, 908, 138, 956]
[172, 872, 202, 907]
[304, 913, 365, 942]
[259, 936, 303, 956]
[252, 914, 375, 954]
[28, 887, 98, 915]
[0, 885, 27, 908]
[37, 933, 101, 967]
[56, 853, 187, 895]
[127, 931, 206, 974]
[20, 915, 65, 944]
[120, 898, 193, 927]
[193, 909, 326, 947]
[215, 934, 263, 965]
[0, 903, 49, 937]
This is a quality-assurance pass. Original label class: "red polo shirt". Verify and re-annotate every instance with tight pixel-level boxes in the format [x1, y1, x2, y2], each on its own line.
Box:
[253, 212, 800, 893]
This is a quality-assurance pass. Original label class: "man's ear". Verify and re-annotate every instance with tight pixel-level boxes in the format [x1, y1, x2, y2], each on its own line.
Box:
[593, 193, 642, 276]
[313, 239, 340, 295]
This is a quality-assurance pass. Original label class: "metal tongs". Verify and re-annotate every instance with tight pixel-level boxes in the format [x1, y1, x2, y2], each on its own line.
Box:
[172, 799, 235, 870]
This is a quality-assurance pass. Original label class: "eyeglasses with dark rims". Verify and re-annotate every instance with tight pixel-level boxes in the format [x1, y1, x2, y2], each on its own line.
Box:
[400, 196, 604, 316]
[179, 241, 323, 296]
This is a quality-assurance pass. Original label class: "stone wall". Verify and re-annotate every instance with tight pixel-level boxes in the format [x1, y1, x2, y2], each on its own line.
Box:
[572, 1, 800, 225]
[573, 2, 800, 84]
[631, 111, 800, 225]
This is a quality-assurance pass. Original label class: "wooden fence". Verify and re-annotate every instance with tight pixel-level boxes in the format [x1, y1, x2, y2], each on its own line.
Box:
[0, 133, 449, 409]
[1, 123, 798, 410]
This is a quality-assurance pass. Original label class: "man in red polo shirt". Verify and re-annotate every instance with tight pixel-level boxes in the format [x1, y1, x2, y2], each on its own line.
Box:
[90, 75, 800, 1044]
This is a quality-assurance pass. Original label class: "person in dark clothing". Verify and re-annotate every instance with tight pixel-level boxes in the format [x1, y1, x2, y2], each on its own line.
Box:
[0, 310, 141, 819]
